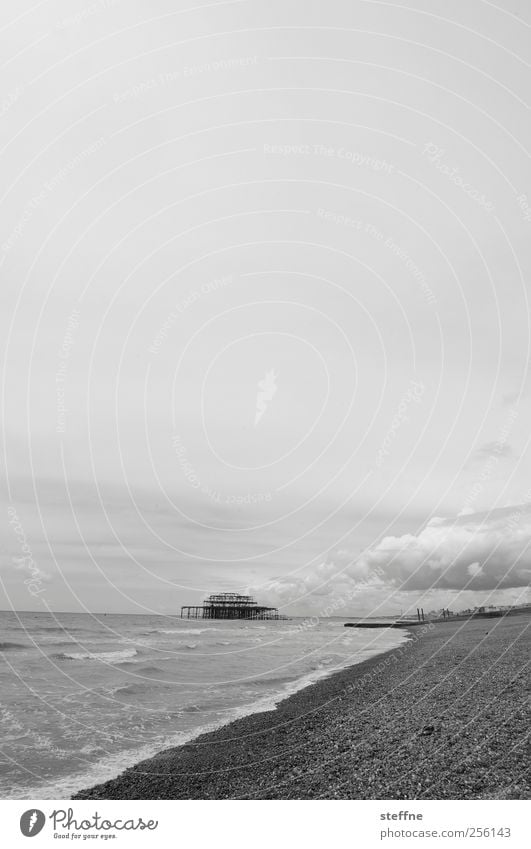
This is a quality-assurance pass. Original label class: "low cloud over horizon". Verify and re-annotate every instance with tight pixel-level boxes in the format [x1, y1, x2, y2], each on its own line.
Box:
[258, 505, 531, 614]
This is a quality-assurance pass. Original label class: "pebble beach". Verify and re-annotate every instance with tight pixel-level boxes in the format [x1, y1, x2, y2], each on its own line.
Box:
[73, 615, 530, 800]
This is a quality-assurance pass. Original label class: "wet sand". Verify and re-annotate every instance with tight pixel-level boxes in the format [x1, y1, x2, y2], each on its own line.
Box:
[73, 615, 530, 800]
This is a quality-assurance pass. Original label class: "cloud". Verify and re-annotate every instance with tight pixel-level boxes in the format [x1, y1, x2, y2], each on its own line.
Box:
[361, 511, 531, 591]
[258, 505, 531, 609]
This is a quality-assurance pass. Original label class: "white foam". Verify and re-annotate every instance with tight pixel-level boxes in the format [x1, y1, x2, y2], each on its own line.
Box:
[156, 627, 260, 635]
[61, 649, 138, 663]
[18, 628, 410, 800]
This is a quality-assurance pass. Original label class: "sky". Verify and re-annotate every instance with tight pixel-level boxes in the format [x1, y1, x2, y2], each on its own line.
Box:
[1, 0, 531, 615]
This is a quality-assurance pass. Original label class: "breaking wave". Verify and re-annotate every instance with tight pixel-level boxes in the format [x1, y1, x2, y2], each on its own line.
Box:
[53, 649, 139, 663]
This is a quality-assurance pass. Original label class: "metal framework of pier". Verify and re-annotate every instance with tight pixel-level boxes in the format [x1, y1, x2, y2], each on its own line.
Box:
[181, 592, 282, 620]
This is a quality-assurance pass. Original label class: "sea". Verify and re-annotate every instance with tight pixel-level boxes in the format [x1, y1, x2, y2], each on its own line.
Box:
[0, 611, 409, 799]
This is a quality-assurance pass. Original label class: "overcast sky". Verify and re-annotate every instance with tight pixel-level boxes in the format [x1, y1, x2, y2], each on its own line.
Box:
[1, 0, 531, 614]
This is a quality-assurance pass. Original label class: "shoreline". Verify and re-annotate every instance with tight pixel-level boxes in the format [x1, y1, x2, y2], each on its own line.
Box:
[73, 616, 530, 800]
[29, 626, 407, 800]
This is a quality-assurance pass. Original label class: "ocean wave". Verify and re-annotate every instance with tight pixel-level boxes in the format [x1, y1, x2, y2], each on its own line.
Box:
[6, 627, 409, 801]
[0, 707, 25, 734]
[52, 649, 139, 663]
[113, 664, 165, 676]
[251, 675, 295, 688]
[111, 683, 148, 698]
[153, 627, 266, 635]
[38, 626, 97, 634]
[0, 641, 28, 651]
[136, 664, 164, 675]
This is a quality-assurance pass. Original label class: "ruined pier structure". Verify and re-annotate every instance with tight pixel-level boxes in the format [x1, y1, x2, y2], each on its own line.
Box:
[180, 592, 282, 620]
